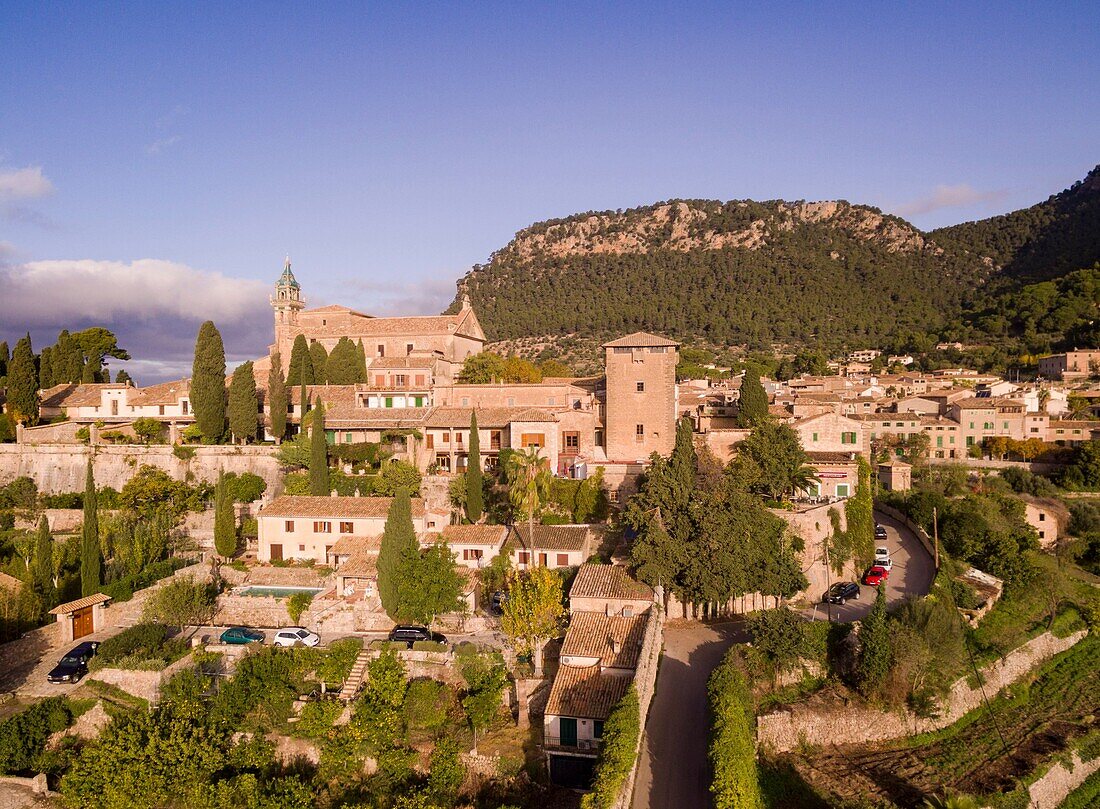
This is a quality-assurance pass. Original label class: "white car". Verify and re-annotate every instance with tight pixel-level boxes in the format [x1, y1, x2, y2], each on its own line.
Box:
[273, 627, 320, 648]
[875, 546, 892, 565]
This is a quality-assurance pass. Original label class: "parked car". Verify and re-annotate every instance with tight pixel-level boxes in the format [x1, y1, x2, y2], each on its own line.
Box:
[388, 625, 446, 648]
[273, 627, 320, 647]
[490, 591, 507, 612]
[823, 582, 860, 604]
[875, 546, 891, 564]
[862, 565, 891, 586]
[875, 524, 888, 540]
[220, 627, 265, 645]
[874, 556, 894, 572]
[47, 641, 99, 684]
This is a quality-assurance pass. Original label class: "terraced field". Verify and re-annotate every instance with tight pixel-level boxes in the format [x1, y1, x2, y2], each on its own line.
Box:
[785, 634, 1100, 807]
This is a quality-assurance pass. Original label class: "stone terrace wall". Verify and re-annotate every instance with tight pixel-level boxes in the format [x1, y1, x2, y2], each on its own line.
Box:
[91, 650, 196, 704]
[757, 629, 1088, 752]
[614, 605, 665, 809]
[1027, 748, 1100, 808]
[0, 444, 282, 494]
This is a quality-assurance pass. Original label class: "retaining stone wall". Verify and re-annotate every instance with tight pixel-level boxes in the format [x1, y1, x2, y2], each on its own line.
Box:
[91, 650, 197, 704]
[757, 629, 1087, 752]
[614, 605, 665, 809]
[1027, 749, 1100, 808]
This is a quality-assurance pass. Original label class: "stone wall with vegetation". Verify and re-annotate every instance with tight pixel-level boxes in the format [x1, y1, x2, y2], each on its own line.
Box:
[757, 628, 1088, 752]
[0, 444, 282, 494]
[90, 650, 197, 704]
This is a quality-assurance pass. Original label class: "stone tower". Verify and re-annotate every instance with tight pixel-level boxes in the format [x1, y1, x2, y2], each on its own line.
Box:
[602, 332, 679, 461]
[270, 256, 304, 360]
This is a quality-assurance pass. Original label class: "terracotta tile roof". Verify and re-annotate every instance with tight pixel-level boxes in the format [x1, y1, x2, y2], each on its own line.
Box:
[508, 524, 599, 552]
[561, 611, 648, 668]
[330, 534, 382, 555]
[127, 379, 190, 405]
[601, 332, 680, 349]
[570, 564, 653, 603]
[424, 407, 557, 428]
[49, 592, 111, 614]
[260, 495, 425, 519]
[545, 664, 633, 721]
[440, 524, 508, 546]
[39, 383, 128, 408]
[337, 552, 378, 577]
[806, 451, 859, 464]
[369, 356, 436, 370]
[295, 311, 482, 339]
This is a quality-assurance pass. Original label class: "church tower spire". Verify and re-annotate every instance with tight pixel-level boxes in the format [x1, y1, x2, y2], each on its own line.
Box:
[271, 256, 305, 362]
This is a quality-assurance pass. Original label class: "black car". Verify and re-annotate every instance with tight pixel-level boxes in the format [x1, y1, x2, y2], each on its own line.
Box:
[47, 641, 99, 684]
[874, 524, 888, 540]
[388, 625, 446, 648]
[823, 582, 861, 605]
[490, 591, 507, 612]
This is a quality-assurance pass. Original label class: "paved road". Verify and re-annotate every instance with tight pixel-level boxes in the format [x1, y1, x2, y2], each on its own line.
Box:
[804, 509, 936, 623]
[631, 620, 748, 809]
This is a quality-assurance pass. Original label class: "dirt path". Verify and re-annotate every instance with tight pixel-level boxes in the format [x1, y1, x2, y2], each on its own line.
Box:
[631, 621, 748, 809]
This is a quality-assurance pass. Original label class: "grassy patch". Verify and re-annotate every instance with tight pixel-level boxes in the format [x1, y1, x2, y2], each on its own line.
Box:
[1058, 766, 1100, 809]
[80, 680, 149, 712]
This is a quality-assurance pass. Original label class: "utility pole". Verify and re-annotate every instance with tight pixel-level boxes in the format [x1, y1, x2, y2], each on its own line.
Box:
[932, 506, 940, 571]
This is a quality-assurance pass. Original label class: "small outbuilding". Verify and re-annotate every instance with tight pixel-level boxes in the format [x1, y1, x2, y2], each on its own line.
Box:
[49, 593, 112, 642]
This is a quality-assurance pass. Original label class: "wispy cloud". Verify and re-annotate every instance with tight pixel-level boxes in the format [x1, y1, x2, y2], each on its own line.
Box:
[146, 105, 188, 154]
[0, 165, 54, 200]
[895, 183, 1008, 217]
[146, 135, 182, 155]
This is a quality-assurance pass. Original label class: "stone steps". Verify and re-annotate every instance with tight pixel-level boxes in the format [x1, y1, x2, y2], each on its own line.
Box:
[339, 649, 372, 702]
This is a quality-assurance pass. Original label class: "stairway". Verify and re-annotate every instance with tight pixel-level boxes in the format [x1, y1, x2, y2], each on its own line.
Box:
[338, 649, 372, 702]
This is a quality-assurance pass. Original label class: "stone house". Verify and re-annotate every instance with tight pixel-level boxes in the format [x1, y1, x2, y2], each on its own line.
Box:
[504, 524, 601, 569]
[1019, 495, 1070, 549]
[430, 524, 509, 569]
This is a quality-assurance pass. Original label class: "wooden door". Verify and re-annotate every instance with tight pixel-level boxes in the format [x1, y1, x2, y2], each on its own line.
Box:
[270, 544, 283, 562]
[559, 717, 577, 747]
[72, 607, 94, 640]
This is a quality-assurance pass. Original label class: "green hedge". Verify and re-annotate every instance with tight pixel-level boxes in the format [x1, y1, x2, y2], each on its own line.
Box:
[708, 651, 764, 809]
[90, 623, 189, 671]
[0, 697, 74, 774]
[102, 557, 191, 603]
[581, 687, 640, 809]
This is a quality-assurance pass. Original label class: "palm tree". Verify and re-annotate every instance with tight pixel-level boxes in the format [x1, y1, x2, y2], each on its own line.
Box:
[506, 447, 551, 554]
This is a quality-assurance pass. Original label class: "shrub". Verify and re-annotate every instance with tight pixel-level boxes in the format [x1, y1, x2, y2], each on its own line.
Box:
[142, 576, 218, 626]
[707, 652, 763, 809]
[223, 472, 267, 503]
[90, 623, 188, 671]
[0, 697, 73, 774]
[172, 444, 196, 461]
[286, 591, 314, 624]
[101, 557, 189, 603]
[581, 687, 640, 809]
[317, 637, 363, 684]
[403, 678, 451, 734]
[295, 699, 342, 738]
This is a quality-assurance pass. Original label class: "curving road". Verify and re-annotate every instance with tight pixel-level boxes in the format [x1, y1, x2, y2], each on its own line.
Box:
[631, 510, 935, 809]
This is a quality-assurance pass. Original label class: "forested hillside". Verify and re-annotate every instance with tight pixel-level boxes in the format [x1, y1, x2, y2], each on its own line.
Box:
[449, 167, 1100, 368]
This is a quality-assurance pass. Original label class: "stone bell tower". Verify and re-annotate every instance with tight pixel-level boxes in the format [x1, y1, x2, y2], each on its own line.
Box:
[270, 256, 305, 361]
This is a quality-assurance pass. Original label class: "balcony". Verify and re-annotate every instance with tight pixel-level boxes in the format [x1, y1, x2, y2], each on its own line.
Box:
[542, 735, 600, 755]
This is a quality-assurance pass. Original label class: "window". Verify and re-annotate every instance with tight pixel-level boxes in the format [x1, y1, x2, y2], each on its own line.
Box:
[563, 432, 579, 450]
[377, 344, 385, 357]
[284, 520, 295, 532]
[521, 433, 544, 448]
[841, 432, 857, 444]
[812, 432, 819, 442]
[548, 397, 556, 406]
[394, 374, 407, 387]
[340, 521, 354, 533]
[966, 436, 975, 446]
[836, 484, 850, 498]
[111, 400, 118, 416]
[636, 381, 645, 392]
[299, 544, 306, 552]
[507, 397, 515, 406]
[158, 405, 165, 415]
[1039, 513, 1046, 522]
[490, 430, 501, 449]
[384, 397, 393, 408]
[406, 343, 414, 355]
[456, 431, 464, 445]
[556, 553, 569, 566]
[462, 397, 469, 407]
[182, 400, 189, 414]
[636, 424, 645, 442]
[613, 347, 631, 354]
[345, 432, 353, 443]
[426, 434, 434, 449]
[517, 551, 530, 565]
[313, 521, 332, 533]
[1003, 422, 1009, 430]
[442, 431, 450, 444]
[593, 720, 604, 739]
[463, 549, 484, 561]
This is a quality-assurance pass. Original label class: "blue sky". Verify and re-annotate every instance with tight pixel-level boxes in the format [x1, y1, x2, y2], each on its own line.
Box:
[1, 2, 1098, 381]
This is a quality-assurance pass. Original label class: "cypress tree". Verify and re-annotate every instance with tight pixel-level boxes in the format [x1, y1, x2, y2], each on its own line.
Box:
[116, 369, 133, 384]
[7, 334, 39, 425]
[33, 514, 54, 599]
[0, 340, 8, 377]
[737, 366, 769, 427]
[191, 320, 227, 442]
[377, 488, 418, 618]
[286, 334, 313, 387]
[268, 352, 287, 443]
[81, 461, 101, 596]
[857, 584, 892, 697]
[466, 411, 483, 522]
[61, 330, 85, 383]
[309, 399, 330, 495]
[213, 472, 237, 560]
[356, 339, 369, 382]
[325, 337, 360, 385]
[228, 360, 259, 444]
[38, 346, 54, 389]
[81, 348, 102, 383]
[309, 342, 329, 384]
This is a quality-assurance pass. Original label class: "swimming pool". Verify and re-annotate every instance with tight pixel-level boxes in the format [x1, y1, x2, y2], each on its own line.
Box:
[237, 586, 324, 599]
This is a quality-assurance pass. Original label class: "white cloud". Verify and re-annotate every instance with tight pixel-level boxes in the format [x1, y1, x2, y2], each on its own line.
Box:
[0, 166, 55, 201]
[146, 135, 182, 155]
[2, 258, 267, 323]
[895, 184, 1008, 217]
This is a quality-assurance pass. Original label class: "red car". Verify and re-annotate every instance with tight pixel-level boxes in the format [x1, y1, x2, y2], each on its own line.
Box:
[862, 565, 890, 586]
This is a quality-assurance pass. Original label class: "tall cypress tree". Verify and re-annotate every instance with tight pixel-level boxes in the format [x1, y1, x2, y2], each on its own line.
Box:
[309, 342, 329, 384]
[191, 320, 227, 442]
[213, 472, 237, 560]
[356, 339, 369, 382]
[325, 337, 360, 385]
[738, 366, 769, 427]
[81, 348, 102, 383]
[466, 411, 483, 522]
[0, 340, 8, 378]
[38, 346, 54, 389]
[81, 461, 101, 596]
[309, 399, 330, 495]
[7, 334, 39, 425]
[228, 360, 259, 444]
[857, 584, 892, 697]
[377, 488, 418, 618]
[33, 514, 54, 600]
[268, 352, 287, 443]
[286, 334, 313, 387]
